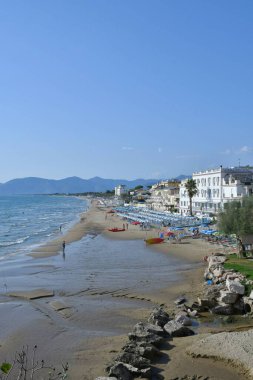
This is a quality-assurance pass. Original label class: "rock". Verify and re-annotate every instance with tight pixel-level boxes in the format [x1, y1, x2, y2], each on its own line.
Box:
[198, 298, 216, 309]
[174, 296, 186, 305]
[128, 331, 163, 347]
[163, 320, 194, 337]
[226, 279, 245, 295]
[233, 298, 246, 314]
[108, 362, 151, 379]
[175, 312, 192, 326]
[212, 268, 224, 277]
[132, 322, 164, 336]
[218, 290, 239, 305]
[210, 305, 234, 315]
[108, 362, 133, 380]
[148, 307, 170, 327]
[249, 290, 253, 300]
[95, 378, 117, 380]
[204, 284, 224, 300]
[122, 342, 161, 360]
[207, 255, 226, 268]
[115, 352, 151, 369]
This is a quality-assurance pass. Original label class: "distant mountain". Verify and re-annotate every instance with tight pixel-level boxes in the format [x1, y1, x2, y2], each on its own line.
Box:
[0, 175, 190, 195]
[0, 176, 158, 195]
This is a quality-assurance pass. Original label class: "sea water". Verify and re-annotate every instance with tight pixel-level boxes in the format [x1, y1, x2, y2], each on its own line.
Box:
[0, 195, 88, 260]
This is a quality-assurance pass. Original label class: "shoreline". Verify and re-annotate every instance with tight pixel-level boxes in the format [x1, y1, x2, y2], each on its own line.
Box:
[0, 199, 252, 379]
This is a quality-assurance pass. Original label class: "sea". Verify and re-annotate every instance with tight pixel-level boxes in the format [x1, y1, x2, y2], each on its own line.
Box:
[0, 194, 88, 261]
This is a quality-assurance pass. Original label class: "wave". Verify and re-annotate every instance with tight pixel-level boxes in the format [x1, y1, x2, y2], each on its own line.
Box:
[0, 236, 30, 247]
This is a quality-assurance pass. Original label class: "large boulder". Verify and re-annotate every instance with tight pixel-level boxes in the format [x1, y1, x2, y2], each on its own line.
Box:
[122, 342, 161, 360]
[148, 307, 170, 327]
[205, 284, 224, 300]
[233, 298, 247, 314]
[175, 312, 192, 326]
[115, 352, 151, 369]
[163, 320, 194, 337]
[128, 331, 164, 347]
[198, 298, 216, 309]
[226, 279, 245, 295]
[132, 322, 164, 336]
[218, 290, 239, 305]
[108, 362, 151, 379]
[207, 255, 226, 268]
[210, 305, 234, 315]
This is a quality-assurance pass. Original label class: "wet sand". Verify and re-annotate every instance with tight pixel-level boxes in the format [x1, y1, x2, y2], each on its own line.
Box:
[0, 200, 250, 379]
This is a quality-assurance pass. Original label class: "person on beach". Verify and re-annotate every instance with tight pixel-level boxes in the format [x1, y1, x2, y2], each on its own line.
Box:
[60, 225, 62, 232]
[62, 240, 66, 252]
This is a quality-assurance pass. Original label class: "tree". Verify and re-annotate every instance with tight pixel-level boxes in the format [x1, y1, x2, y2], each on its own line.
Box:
[134, 185, 144, 190]
[218, 196, 253, 258]
[185, 179, 198, 216]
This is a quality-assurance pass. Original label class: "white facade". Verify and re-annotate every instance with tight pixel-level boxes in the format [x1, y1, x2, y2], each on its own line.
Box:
[115, 185, 127, 196]
[180, 167, 253, 215]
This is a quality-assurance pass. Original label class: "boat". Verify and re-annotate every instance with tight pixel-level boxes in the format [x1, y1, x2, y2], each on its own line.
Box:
[108, 228, 125, 232]
[145, 238, 164, 244]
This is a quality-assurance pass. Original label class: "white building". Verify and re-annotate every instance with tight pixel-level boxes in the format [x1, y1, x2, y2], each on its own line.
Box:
[115, 184, 127, 196]
[180, 166, 253, 216]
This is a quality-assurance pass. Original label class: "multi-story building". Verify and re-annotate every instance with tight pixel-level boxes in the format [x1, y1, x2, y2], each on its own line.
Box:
[147, 180, 180, 211]
[115, 184, 127, 196]
[179, 166, 253, 216]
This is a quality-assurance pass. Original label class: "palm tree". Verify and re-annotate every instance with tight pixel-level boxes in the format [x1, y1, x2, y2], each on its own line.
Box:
[185, 179, 198, 216]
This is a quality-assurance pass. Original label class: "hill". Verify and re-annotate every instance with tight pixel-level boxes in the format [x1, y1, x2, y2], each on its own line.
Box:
[0, 175, 190, 195]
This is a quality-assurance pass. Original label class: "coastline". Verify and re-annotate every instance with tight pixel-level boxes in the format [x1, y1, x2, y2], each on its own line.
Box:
[0, 199, 251, 379]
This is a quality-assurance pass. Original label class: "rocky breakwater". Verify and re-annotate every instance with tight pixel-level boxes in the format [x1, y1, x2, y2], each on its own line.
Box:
[199, 253, 253, 316]
[95, 306, 196, 380]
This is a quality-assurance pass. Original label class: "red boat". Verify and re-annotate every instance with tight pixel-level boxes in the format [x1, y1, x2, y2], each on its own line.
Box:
[145, 238, 164, 244]
[108, 228, 125, 232]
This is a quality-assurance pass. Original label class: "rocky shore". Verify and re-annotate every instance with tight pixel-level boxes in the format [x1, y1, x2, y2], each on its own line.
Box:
[94, 239, 253, 380]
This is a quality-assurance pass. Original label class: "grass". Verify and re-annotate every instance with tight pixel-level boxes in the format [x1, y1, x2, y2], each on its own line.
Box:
[224, 254, 253, 296]
[224, 254, 253, 280]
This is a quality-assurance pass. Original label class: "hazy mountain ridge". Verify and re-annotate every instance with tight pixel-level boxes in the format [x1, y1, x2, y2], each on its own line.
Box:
[0, 175, 190, 195]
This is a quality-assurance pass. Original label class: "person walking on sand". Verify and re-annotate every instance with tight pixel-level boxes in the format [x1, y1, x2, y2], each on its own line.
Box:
[62, 240, 66, 252]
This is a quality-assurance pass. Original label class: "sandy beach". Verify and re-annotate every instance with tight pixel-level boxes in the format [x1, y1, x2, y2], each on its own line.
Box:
[0, 199, 252, 380]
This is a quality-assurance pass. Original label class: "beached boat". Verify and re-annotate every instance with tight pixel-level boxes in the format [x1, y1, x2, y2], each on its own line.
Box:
[108, 228, 125, 232]
[145, 238, 164, 244]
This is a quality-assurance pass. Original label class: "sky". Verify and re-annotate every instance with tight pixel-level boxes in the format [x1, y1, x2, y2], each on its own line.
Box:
[0, 1, 253, 182]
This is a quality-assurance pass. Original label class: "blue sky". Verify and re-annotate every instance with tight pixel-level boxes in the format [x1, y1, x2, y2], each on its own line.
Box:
[0, 1, 253, 182]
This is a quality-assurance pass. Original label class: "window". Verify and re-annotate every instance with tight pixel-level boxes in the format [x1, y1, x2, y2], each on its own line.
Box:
[213, 189, 216, 197]
[217, 177, 219, 186]
[217, 189, 219, 197]
[208, 177, 211, 186]
[213, 177, 215, 185]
